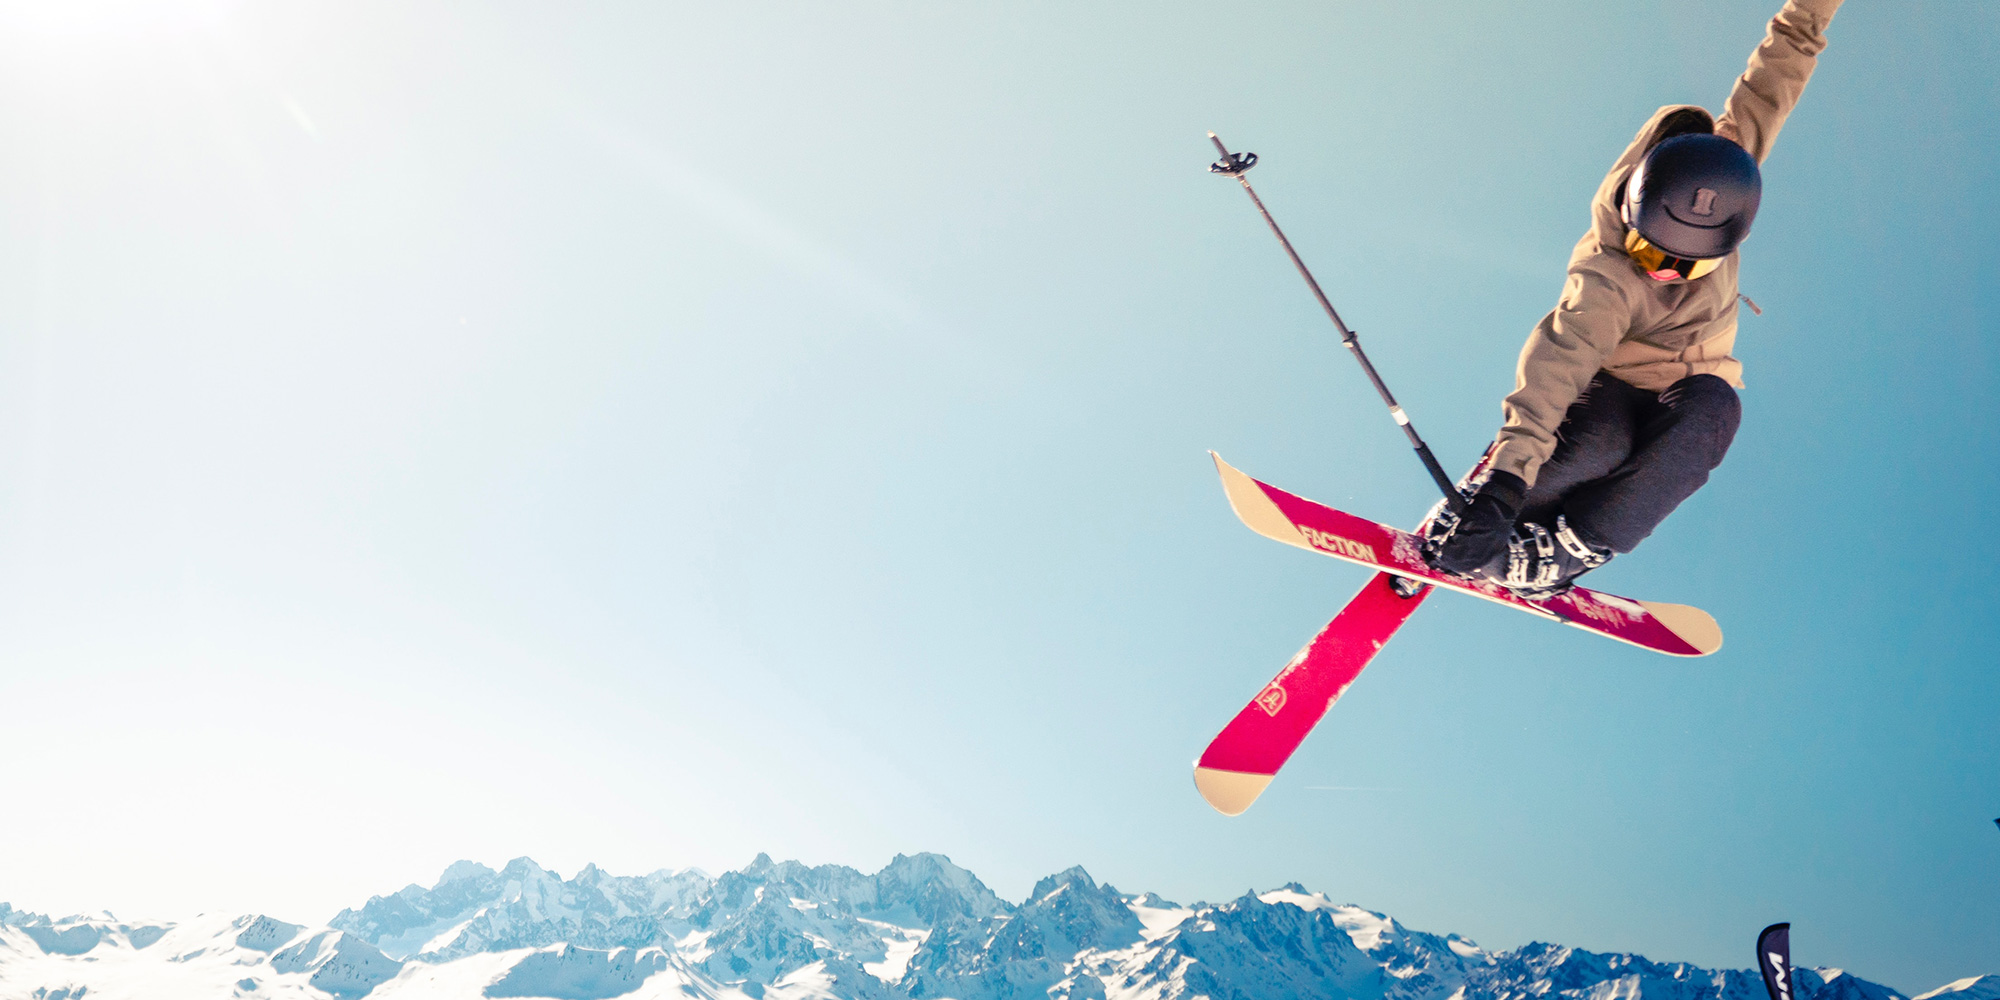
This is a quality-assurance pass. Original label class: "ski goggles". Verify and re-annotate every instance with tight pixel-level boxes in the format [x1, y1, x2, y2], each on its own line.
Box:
[1625, 229, 1721, 281]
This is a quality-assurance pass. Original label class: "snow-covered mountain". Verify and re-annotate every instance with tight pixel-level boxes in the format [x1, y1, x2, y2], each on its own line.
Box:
[0, 857, 1982, 1000]
[0, 906, 399, 1000]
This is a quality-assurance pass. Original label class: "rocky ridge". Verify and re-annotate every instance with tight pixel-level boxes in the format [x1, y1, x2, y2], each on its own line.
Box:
[1, 858, 1987, 1000]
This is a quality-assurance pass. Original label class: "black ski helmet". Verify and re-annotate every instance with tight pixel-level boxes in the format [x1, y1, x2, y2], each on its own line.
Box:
[1622, 133, 1762, 260]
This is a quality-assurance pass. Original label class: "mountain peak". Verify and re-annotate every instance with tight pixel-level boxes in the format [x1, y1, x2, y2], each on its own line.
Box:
[235, 915, 303, 953]
[437, 860, 495, 886]
[882, 851, 952, 869]
[1027, 866, 1098, 903]
[498, 856, 549, 878]
[868, 852, 1008, 927]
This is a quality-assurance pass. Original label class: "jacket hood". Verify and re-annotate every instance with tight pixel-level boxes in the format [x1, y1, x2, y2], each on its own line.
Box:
[1589, 105, 1716, 253]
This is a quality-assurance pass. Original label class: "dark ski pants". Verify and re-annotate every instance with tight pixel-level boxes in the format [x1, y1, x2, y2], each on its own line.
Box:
[1516, 372, 1741, 554]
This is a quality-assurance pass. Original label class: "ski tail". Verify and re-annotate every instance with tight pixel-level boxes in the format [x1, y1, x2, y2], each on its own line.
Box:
[1637, 601, 1723, 656]
[1194, 570, 1430, 816]
[1193, 768, 1275, 817]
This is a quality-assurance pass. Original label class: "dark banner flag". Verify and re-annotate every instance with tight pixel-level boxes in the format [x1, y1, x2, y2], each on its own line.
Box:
[1757, 923, 1794, 1000]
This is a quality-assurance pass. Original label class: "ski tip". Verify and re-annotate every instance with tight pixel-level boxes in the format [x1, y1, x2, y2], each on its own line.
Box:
[1639, 601, 1724, 656]
[1209, 453, 1312, 551]
[1193, 766, 1274, 817]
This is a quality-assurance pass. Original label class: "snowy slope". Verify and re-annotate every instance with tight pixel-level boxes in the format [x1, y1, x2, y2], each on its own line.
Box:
[0, 860, 1982, 1000]
[0, 910, 398, 1000]
[1916, 977, 2000, 1000]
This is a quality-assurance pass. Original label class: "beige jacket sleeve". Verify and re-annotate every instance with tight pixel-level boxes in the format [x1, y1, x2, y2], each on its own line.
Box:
[1490, 266, 1632, 485]
[1716, 0, 1843, 162]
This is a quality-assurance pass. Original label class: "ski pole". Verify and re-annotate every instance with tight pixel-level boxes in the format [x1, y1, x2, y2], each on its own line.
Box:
[1206, 131, 1465, 514]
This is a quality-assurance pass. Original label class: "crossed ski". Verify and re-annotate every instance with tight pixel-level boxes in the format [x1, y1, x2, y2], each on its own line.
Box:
[1193, 453, 1722, 816]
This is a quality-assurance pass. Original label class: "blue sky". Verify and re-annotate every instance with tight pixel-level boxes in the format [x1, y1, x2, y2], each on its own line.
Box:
[0, 0, 1993, 990]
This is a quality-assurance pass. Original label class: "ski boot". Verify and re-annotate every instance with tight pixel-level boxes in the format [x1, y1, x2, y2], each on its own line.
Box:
[1496, 515, 1614, 600]
[1416, 479, 1479, 565]
[1403, 477, 1486, 598]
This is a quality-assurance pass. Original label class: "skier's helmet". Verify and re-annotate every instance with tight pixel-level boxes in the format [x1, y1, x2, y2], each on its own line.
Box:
[1622, 132, 1762, 263]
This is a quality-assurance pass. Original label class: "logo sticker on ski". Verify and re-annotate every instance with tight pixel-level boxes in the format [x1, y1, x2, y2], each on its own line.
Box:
[1300, 527, 1376, 562]
[1254, 684, 1287, 716]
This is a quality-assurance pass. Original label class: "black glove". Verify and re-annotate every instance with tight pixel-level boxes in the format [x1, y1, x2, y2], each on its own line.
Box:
[1430, 470, 1528, 577]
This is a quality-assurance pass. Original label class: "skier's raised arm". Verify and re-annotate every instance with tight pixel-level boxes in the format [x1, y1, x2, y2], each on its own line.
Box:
[1716, 0, 1844, 164]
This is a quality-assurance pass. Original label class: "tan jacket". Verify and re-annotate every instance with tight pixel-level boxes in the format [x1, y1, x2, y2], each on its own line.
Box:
[1490, 0, 1842, 487]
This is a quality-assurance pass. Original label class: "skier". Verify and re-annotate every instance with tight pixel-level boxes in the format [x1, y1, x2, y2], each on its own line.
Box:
[1429, 0, 1844, 597]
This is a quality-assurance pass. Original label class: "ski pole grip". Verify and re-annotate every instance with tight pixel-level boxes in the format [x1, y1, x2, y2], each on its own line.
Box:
[1417, 444, 1468, 514]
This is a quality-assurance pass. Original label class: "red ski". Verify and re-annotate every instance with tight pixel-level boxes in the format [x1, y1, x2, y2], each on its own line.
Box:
[1195, 571, 1431, 815]
[1194, 453, 1723, 816]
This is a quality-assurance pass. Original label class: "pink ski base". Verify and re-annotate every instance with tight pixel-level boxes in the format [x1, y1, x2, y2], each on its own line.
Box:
[1194, 453, 1723, 816]
[1194, 572, 1426, 815]
[1210, 453, 1722, 659]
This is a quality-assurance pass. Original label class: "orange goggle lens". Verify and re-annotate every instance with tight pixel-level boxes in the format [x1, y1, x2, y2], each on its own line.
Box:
[1625, 230, 1721, 280]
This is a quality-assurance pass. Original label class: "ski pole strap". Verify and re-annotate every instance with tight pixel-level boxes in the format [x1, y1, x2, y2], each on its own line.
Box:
[1207, 131, 1465, 514]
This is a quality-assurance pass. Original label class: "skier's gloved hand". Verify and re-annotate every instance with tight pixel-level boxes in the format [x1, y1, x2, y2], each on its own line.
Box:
[1430, 470, 1528, 577]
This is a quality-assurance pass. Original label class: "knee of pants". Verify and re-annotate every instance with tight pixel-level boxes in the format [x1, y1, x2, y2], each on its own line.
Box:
[1662, 374, 1741, 462]
[1551, 384, 1638, 459]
